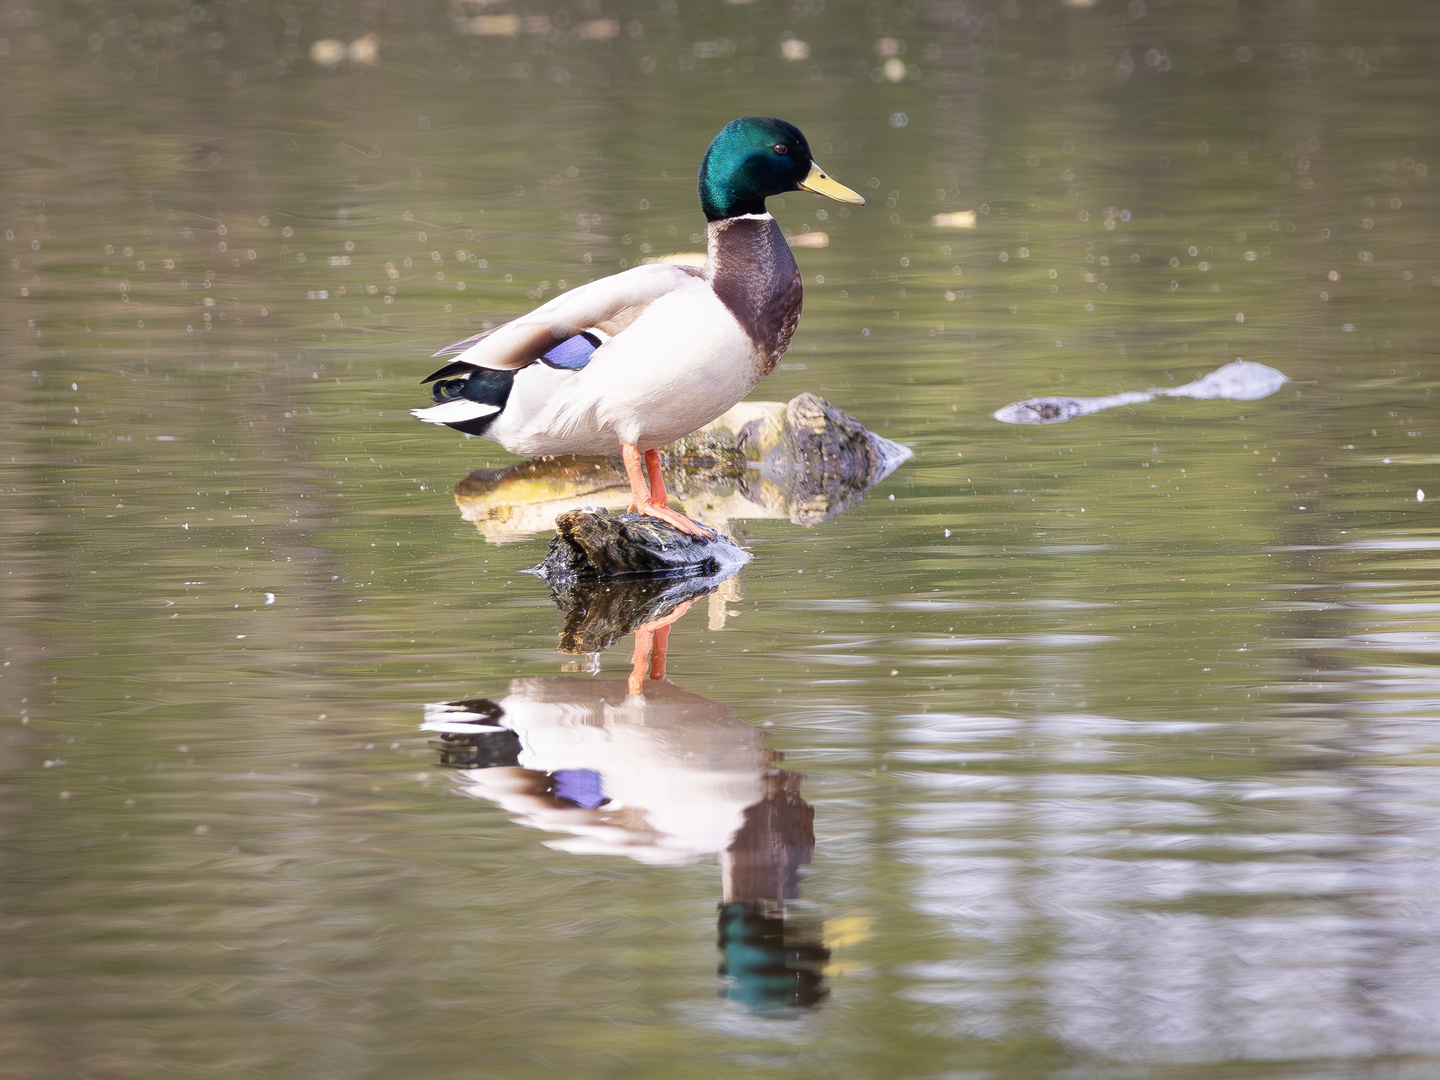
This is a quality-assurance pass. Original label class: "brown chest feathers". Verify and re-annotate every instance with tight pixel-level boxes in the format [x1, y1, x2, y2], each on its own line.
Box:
[707, 215, 803, 376]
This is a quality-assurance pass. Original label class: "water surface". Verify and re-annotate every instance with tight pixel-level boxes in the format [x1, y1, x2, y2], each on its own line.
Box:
[3, 2, 1440, 1078]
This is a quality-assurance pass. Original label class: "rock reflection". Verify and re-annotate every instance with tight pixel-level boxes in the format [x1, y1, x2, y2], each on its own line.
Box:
[530, 512, 749, 659]
[452, 392, 911, 542]
[422, 575, 829, 1012]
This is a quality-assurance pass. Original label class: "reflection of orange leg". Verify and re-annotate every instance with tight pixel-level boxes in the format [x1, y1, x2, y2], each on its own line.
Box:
[650, 624, 672, 682]
[621, 443, 714, 538]
[627, 632, 651, 696]
[627, 598, 698, 695]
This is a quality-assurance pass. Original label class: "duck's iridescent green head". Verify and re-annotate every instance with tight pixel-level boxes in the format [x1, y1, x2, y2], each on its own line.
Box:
[698, 116, 865, 222]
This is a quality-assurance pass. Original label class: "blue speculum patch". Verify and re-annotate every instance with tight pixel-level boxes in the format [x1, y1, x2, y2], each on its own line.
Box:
[540, 331, 601, 370]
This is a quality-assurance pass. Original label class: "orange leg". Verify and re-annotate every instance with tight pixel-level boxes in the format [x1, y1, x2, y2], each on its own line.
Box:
[627, 598, 698, 695]
[621, 443, 714, 538]
[643, 448, 668, 508]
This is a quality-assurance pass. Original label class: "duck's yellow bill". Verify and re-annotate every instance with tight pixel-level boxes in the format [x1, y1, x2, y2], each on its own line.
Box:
[798, 162, 866, 205]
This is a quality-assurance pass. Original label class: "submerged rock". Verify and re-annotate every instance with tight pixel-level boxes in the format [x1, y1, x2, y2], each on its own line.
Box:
[691, 392, 913, 526]
[994, 390, 1153, 425]
[1157, 358, 1289, 402]
[453, 393, 911, 541]
[995, 358, 1289, 425]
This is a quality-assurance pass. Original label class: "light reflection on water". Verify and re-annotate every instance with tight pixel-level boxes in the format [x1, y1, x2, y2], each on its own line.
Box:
[4, 1, 1440, 1077]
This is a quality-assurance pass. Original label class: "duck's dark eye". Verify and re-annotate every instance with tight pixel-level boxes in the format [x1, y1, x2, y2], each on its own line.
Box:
[772, 143, 790, 155]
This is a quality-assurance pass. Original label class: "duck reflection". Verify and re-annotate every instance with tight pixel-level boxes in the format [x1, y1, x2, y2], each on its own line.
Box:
[452, 392, 910, 542]
[423, 575, 829, 1011]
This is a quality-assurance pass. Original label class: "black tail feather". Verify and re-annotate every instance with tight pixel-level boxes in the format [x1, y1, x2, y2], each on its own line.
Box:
[422, 359, 485, 384]
[429, 368, 516, 427]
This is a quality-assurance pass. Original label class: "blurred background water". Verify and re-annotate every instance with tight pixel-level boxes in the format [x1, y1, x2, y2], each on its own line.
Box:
[3, 1, 1439, 1077]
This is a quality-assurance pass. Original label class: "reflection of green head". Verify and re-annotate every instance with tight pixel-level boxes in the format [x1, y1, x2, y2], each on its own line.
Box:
[698, 117, 814, 221]
[717, 902, 830, 1012]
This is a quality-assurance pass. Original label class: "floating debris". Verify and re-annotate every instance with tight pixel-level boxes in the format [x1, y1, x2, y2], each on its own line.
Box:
[931, 210, 978, 229]
[994, 358, 1289, 425]
[780, 37, 811, 61]
[309, 34, 380, 68]
[456, 13, 551, 36]
[575, 18, 619, 40]
[645, 251, 707, 268]
[309, 39, 346, 66]
[347, 34, 380, 65]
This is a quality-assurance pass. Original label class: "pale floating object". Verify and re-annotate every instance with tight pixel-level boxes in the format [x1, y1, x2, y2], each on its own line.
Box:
[460, 14, 550, 35]
[788, 231, 829, 248]
[576, 18, 619, 40]
[461, 14, 518, 35]
[882, 57, 907, 82]
[347, 34, 380, 66]
[780, 38, 811, 61]
[932, 210, 978, 229]
[995, 358, 1289, 425]
[1419, 490, 1427, 503]
[310, 34, 380, 67]
[309, 38, 346, 66]
[645, 251, 707, 268]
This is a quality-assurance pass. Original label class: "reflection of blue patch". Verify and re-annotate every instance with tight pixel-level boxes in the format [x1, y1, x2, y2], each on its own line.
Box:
[553, 768, 606, 809]
[541, 331, 600, 370]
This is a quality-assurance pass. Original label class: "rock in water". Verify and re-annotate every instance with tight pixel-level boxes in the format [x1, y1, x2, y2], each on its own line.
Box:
[453, 393, 911, 541]
[531, 508, 751, 583]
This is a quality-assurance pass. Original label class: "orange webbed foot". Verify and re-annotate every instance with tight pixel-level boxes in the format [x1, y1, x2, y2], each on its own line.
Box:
[627, 499, 718, 540]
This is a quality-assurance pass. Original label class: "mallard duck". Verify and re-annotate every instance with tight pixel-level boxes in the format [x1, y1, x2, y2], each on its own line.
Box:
[412, 116, 864, 536]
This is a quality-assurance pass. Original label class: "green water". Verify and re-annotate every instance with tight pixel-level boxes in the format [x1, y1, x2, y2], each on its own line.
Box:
[3, 2, 1439, 1077]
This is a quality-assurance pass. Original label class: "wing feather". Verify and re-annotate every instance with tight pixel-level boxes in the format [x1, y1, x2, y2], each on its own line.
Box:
[426, 263, 701, 376]
[431, 328, 495, 359]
